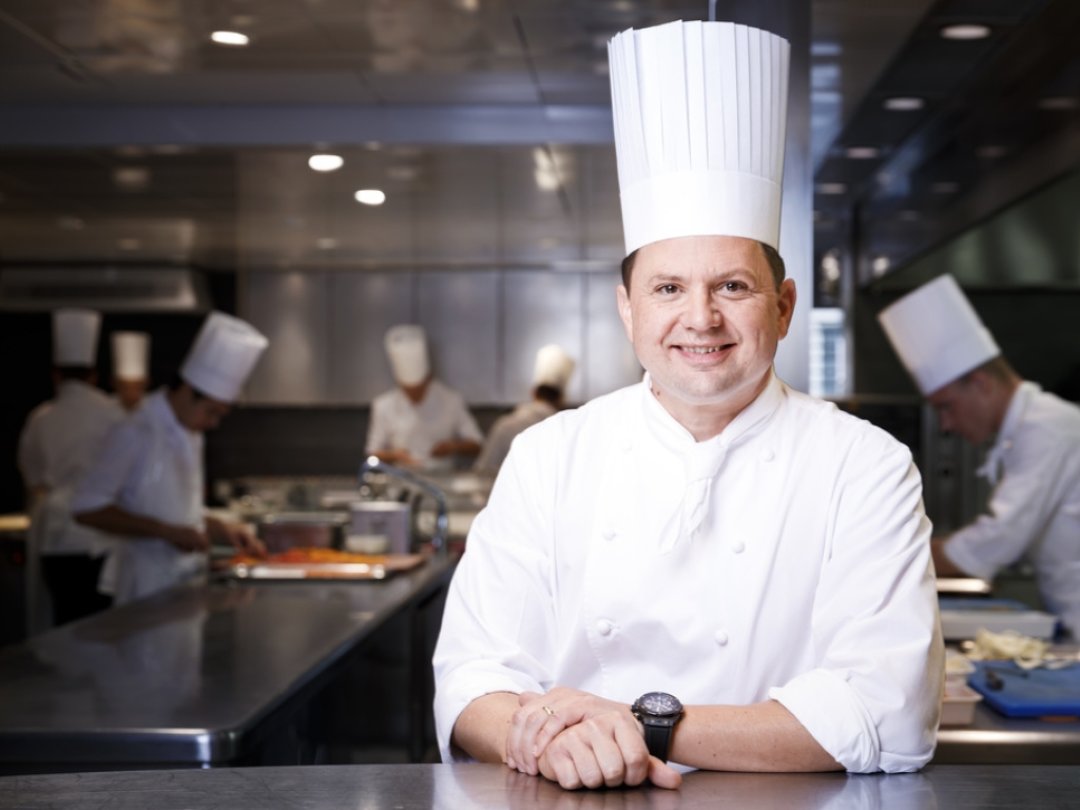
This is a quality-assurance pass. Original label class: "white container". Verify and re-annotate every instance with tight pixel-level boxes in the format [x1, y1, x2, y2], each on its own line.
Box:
[349, 501, 411, 554]
[940, 681, 983, 726]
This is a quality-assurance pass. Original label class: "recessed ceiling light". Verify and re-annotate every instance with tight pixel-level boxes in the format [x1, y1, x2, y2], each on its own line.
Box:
[883, 96, 924, 112]
[871, 256, 891, 276]
[113, 166, 150, 189]
[1038, 96, 1077, 111]
[845, 146, 879, 160]
[815, 182, 847, 195]
[210, 30, 249, 46]
[976, 145, 1008, 159]
[315, 237, 338, 250]
[932, 181, 959, 194]
[940, 24, 991, 41]
[308, 153, 344, 172]
[354, 189, 386, 206]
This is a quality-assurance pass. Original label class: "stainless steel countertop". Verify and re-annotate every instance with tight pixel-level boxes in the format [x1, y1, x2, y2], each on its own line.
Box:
[935, 703, 1080, 764]
[2, 763, 1079, 810]
[0, 556, 455, 767]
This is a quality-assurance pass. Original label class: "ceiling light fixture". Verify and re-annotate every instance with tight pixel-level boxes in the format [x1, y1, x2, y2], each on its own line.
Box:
[308, 154, 344, 172]
[871, 256, 891, 276]
[210, 30, 250, 46]
[113, 166, 150, 190]
[940, 24, 991, 41]
[883, 96, 924, 111]
[815, 182, 847, 195]
[844, 146, 879, 160]
[315, 237, 338, 250]
[354, 189, 386, 206]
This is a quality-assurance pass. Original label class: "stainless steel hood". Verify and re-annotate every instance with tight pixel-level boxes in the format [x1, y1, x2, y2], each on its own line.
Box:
[0, 267, 211, 313]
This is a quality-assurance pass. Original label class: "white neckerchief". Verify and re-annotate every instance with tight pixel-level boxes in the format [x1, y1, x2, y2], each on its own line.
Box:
[640, 371, 784, 551]
[976, 381, 1038, 486]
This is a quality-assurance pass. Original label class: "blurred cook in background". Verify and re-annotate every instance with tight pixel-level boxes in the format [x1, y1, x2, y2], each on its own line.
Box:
[366, 324, 483, 469]
[880, 274, 1080, 637]
[18, 309, 124, 632]
[72, 312, 268, 605]
[111, 331, 151, 412]
[474, 344, 576, 474]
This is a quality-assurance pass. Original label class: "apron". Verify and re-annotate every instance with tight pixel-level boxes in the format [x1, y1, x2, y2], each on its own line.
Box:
[99, 396, 207, 605]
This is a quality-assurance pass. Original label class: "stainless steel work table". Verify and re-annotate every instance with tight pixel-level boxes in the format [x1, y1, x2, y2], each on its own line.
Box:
[2, 763, 1079, 809]
[935, 704, 1080, 764]
[0, 555, 456, 773]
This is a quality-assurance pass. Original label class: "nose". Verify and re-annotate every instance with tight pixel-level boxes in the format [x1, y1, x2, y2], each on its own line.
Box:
[683, 286, 721, 331]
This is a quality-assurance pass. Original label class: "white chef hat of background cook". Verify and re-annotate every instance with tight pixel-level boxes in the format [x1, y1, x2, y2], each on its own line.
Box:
[112, 331, 150, 381]
[608, 20, 790, 255]
[385, 324, 430, 386]
[533, 344, 576, 390]
[180, 312, 268, 402]
[877, 274, 1001, 396]
[53, 308, 101, 367]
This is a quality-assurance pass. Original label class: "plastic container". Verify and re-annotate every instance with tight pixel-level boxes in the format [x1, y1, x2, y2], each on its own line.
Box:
[940, 681, 983, 726]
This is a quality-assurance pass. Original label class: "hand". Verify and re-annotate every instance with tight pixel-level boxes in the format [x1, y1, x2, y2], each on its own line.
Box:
[430, 440, 457, 458]
[224, 523, 266, 557]
[164, 525, 210, 553]
[507, 688, 681, 791]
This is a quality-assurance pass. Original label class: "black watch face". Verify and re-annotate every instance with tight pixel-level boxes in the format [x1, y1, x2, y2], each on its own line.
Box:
[639, 691, 682, 715]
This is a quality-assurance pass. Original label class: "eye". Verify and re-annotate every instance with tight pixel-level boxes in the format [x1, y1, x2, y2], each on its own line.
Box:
[719, 280, 750, 295]
[655, 283, 679, 295]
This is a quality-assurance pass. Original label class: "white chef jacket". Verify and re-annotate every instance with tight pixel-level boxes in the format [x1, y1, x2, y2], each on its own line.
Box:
[70, 388, 206, 604]
[434, 372, 943, 774]
[18, 380, 125, 556]
[944, 382, 1080, 636]
[474, 399, 557, 474]
[366, 379, 483, 467]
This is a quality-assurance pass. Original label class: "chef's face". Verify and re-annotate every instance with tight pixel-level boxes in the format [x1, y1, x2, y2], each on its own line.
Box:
[617, 235, 795, 419]
[174, 385, 232, 432]
[927, 373, 997, 445]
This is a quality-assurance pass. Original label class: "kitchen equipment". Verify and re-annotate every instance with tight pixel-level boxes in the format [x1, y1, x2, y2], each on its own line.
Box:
[349, 501, 411, 554]
[223, 552, 426, 581]
[968, 660, 1080, 718]
[938, 597, 1058, 641]
[940, 680, 983, 726]
[256, 511, 349, 553]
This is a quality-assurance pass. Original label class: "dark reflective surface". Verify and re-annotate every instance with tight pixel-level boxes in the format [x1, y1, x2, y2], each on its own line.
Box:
[2, 764, 1079, 810]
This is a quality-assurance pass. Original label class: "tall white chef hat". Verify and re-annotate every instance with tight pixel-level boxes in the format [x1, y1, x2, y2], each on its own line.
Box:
[385, 324, 430, 386]
[878, 274, 1000, 396]
[180, 312, 268, 402]
[111, 331, 150, 380]
[533, 344, 576, 390]
[52, 308, 101, 367]
[609, 20, 790, 255]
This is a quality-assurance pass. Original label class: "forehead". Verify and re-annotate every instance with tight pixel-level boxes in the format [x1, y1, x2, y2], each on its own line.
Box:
[634, 235, 769, 277]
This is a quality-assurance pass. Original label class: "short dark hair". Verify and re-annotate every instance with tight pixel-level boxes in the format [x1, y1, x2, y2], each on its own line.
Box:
[168, 372, 208, 400]
[620, 240, 786, 290]
[533, 384, 562, 406]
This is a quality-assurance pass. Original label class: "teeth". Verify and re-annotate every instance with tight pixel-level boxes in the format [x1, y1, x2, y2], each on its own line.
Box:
[683, 346, 721, 354]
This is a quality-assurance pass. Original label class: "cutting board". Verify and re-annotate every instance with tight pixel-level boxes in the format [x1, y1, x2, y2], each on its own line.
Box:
[968, 661, 1080, 718]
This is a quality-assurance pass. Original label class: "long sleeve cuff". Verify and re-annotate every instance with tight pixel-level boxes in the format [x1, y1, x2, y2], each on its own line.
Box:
[434, 666, 542, 763]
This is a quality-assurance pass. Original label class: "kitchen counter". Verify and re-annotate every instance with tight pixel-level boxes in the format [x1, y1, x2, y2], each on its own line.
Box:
[2, 763, 1079, 809]
[0, 555, 456, 773]
[935, 703, 1080, 764]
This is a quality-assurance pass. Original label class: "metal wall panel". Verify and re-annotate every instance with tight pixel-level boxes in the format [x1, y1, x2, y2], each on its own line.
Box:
[416, 271, 500, 403]
[584, 272, 641, 401]
[502, 271, 586, 404]
[328, 272, 415, 403]
[414, 152, 499, 262]
[242, 271, 331, 404]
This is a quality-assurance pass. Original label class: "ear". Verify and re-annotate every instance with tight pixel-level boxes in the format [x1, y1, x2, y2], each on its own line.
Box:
[616, 284, 634, 344]
[776, 279, 797, 339]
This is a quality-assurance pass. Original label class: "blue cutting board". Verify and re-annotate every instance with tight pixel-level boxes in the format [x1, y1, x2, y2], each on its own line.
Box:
[968, 661, 1080, 718]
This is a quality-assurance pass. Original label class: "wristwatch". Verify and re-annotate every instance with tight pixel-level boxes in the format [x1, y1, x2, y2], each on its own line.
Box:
[631, 691, 684, 761]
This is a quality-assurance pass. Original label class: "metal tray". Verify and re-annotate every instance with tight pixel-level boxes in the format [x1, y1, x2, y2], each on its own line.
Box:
[220, 553, 427, 582]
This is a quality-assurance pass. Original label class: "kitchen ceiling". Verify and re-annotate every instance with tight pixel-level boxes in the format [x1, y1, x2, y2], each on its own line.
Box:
[0, 0, 1076, 289]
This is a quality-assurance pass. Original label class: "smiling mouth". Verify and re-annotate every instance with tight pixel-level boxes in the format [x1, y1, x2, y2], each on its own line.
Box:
[676, 343, 734, 355]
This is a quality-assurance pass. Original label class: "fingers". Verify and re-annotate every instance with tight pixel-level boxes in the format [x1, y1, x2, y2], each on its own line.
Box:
[646, 756, 683, 790]
[507, 696, 566, 775]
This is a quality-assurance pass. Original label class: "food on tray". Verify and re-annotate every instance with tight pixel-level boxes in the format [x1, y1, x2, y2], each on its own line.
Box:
[227, 547, 392, 566]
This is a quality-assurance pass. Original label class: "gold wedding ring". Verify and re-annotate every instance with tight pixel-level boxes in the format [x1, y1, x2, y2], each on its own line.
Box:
[542, 705, 556, 717]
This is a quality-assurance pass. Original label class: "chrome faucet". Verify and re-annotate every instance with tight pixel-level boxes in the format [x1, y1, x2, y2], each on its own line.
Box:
[358, 456, 449, 553]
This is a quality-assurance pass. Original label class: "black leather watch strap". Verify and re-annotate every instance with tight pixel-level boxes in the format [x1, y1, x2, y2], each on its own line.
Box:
[642, 721, 673, 761]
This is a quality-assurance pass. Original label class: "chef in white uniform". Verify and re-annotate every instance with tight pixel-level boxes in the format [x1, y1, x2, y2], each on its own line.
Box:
[366, 324, 483, 469]
[111, 331, 151, 412]
[474, 345, 575, 474]
[879, 274, 1080, 637]
[71, 312, 268, 605]
[18, 309, 124, 631]
[434, 19, 942, 790]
